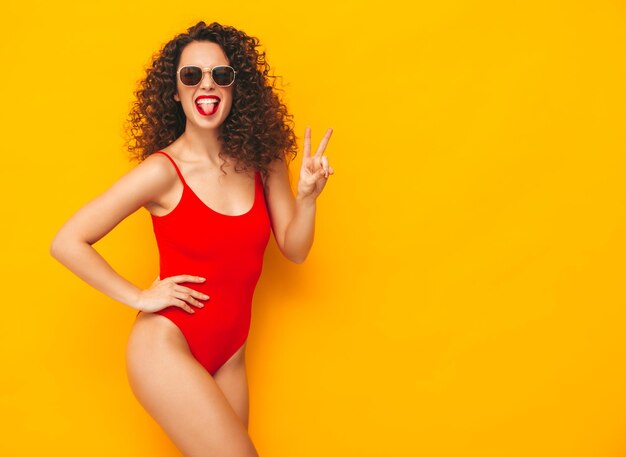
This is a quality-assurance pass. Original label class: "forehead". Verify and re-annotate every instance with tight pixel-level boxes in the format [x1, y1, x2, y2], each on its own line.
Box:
[179, 41, 230, 66]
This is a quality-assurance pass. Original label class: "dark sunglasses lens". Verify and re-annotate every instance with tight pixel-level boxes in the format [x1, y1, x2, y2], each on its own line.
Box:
[179, 66, 202, 86]
[212, 67, 235, 86]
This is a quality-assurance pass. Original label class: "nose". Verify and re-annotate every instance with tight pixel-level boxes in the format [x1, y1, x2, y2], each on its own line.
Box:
[200, 69, 215, 89]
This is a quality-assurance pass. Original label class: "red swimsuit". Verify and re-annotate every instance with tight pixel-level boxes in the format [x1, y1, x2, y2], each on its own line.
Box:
[136, 151, 271, 376]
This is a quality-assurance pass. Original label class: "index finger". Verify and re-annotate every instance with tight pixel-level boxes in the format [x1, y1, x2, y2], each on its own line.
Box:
[169, 275, 206, 283]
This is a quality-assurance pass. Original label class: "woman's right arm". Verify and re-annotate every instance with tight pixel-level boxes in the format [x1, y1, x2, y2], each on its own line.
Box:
[49, 155, 173, 310]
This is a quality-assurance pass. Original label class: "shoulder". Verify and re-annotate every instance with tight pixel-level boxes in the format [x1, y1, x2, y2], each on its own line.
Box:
[53, 151, 183, 246]
[259, 156, 294, 202]
[261, 156, 290, 184]
[135, 152, 180, 183]
[259, 156, 295, 199]
[114, 152, 181, 205]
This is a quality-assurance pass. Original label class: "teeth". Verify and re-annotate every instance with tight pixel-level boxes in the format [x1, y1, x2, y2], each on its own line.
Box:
[196, 99, 219, 105]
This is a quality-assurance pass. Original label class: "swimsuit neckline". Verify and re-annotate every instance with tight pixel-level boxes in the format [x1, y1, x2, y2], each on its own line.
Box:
[151, 150, 259, 219]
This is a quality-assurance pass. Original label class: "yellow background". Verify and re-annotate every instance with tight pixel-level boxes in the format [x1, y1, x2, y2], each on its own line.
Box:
[2, 0, 626, 455]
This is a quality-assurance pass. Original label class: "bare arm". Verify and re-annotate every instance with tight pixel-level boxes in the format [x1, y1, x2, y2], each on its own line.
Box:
[263, 127, 334, 263]
[49, 155, 177, 310]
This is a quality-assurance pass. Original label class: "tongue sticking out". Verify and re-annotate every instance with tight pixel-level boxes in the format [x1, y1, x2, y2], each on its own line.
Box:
[197, 101, 219, 115]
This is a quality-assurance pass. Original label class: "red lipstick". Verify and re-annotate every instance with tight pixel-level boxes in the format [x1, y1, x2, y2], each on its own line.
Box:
[195, 95, 221, 116]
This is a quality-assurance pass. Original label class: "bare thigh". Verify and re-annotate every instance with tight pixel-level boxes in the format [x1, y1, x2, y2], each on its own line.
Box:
[125, 312, 259, 457]
[214, 342, 250, 430]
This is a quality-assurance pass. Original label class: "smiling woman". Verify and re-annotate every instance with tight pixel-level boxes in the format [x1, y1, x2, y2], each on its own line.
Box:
[172, 41, 236, 136]
[124, 21, 299, 180]
[50, 20, 334, 457]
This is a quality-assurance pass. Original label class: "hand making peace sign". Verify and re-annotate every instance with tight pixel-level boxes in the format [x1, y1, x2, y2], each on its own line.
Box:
[296, 127, 335, 200]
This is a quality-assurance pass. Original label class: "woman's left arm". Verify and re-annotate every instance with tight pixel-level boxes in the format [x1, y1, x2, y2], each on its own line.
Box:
[262, 127, 334, 263]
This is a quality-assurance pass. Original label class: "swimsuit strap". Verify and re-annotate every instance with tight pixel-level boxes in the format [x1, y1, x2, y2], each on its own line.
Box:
[152, 151, 187, 187]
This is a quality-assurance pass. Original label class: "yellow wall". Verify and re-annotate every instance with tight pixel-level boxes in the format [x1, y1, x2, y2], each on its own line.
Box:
[3, 0, 626, 455]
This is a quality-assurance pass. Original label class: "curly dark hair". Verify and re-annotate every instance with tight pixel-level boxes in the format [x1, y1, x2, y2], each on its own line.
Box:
[123, 20, 298, 180]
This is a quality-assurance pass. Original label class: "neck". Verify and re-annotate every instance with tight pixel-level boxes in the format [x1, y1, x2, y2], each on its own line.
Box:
[178, 122, 224, 165]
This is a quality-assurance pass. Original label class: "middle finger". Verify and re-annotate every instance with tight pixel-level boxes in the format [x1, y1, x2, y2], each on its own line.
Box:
[179, 286, 210, 300]
[314, 128, 333, 158]
[173, 291, 205, 308]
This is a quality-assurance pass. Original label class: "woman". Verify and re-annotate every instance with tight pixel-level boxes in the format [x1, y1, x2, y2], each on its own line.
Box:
[50, 20, 334, 456]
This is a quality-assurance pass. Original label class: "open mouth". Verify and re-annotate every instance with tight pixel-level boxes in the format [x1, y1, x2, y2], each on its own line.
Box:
[195, 96, 221, 116]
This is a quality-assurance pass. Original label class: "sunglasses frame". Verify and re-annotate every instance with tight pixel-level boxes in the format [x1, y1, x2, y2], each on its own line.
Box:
[176, 65, 237, 87]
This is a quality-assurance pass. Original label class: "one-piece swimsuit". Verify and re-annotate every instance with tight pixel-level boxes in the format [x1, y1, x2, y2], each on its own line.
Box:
[136, 151, 271, 376]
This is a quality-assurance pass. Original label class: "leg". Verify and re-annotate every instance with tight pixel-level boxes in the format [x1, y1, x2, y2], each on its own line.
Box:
[214, 342, 250, 429]
[126, 312, 259, 457]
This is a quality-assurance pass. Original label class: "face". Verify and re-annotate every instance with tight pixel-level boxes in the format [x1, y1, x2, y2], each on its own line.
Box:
[174, 41, 234, 128]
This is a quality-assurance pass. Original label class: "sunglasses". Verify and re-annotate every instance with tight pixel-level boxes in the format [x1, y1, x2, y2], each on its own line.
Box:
[176, 65, 237, 87]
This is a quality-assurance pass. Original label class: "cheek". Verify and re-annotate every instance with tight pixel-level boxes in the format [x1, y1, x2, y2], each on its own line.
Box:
[220, 97, 233, 115]
[226, 92, 235, 108]
[175, 82, 184, 100]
